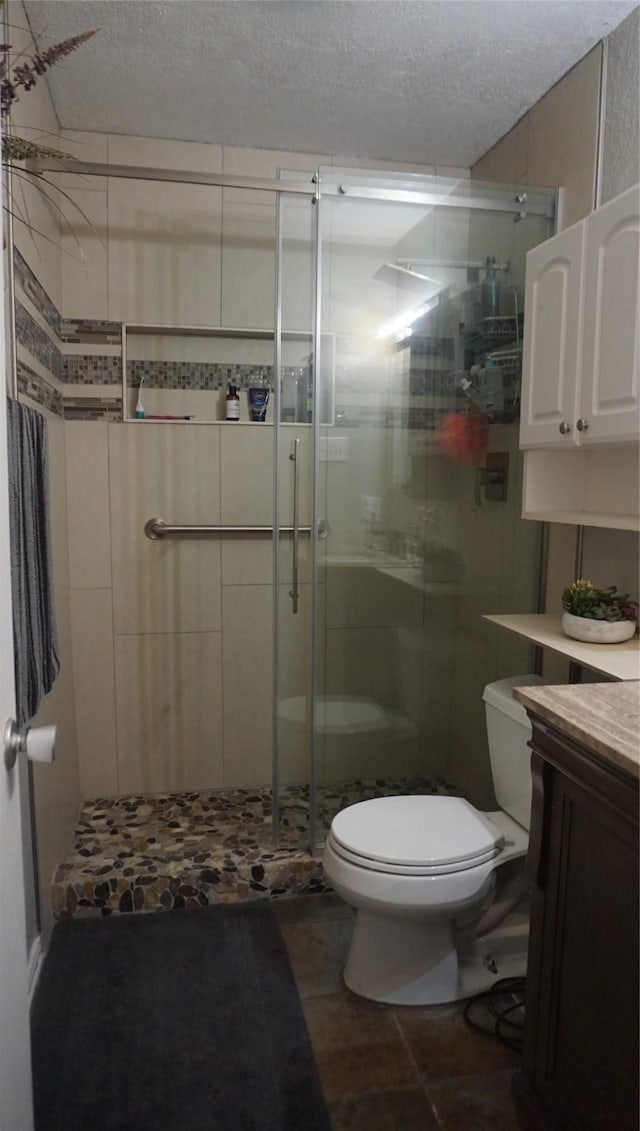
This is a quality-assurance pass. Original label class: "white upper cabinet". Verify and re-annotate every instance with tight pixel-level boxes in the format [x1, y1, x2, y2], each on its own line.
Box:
[520, 222, 584, 447]
[520, 183, 640, 450]
[580, 185, 640, 443]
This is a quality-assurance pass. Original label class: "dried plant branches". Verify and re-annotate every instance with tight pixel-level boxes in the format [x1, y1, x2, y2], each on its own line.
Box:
[2, 135, 75, 162]
[0, 13, 101, 259]
[0, 28, 97, 118]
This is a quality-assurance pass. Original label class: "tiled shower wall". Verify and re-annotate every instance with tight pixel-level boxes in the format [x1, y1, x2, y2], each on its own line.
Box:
[66, 420, 315, 797]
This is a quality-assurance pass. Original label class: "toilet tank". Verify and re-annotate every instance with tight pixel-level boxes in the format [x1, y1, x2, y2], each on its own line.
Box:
[483, 675, 554, 832]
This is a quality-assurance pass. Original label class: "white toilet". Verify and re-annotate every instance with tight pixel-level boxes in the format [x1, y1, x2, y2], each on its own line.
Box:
[323, 674, 550, 1006]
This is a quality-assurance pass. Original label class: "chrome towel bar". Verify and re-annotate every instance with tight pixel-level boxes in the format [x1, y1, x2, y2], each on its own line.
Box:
[144, 517, 327, 540]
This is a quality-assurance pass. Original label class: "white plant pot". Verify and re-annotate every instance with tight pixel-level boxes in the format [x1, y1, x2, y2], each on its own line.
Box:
[561, 612, 637, 644]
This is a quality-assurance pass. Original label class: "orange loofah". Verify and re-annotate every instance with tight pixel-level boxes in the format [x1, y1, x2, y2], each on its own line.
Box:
[437, 411, 489, 463]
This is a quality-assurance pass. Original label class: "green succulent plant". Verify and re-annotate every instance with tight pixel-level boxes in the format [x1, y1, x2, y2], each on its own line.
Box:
[562, 579, 638, 622]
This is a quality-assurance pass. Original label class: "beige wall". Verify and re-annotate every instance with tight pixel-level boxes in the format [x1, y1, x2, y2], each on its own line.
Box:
[472, 47, 603, 672]
[472, 46, 602, 230]
[472, 17, 640, 678]
[600, 7, 640, 207]
[9, 0, 81, 945]
[585, 7, 640, 599]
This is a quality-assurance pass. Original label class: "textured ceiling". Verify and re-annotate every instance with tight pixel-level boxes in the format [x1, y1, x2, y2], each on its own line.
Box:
[23, 0, 638, 166]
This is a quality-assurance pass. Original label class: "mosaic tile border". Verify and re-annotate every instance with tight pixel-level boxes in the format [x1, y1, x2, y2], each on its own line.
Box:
[13, 251, 121, 345]
[53, 776, 457, 919]
[63, 397, 122, 422]
[17, 360, 63, 417]
[15, 301, 62, 379]
[63, 355, 121, 385]
[127, 360, 275, 391]
[13, 256, 123, 419]
[13, 248, 60, 337]
[410, 336, 455, 360]
[59, 318, 122, 345]
[64, 358, 280, 391]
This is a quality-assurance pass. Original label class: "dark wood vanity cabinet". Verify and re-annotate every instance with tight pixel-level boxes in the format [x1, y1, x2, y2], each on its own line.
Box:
[513, 716, 639, 1131]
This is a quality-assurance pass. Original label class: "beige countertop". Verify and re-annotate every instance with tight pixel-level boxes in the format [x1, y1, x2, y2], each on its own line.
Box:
[514, 682, 640, 778]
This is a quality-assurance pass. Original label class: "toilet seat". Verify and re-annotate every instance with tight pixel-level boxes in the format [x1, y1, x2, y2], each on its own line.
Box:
[330, 795, 503, 876]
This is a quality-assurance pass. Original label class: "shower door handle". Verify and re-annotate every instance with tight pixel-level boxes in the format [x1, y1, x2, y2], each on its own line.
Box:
[288, 437, 301, 614]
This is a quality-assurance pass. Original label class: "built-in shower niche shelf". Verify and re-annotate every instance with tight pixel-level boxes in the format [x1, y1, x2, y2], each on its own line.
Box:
[121, 321, 335, 425]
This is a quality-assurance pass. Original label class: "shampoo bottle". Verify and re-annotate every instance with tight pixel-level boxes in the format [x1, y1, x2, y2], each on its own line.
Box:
[248, 369, 270, 422]
[225, 383, 240, 421]
[481, 256, 501, 320]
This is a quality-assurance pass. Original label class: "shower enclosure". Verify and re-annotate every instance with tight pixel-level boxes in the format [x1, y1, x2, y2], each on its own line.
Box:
[272, 169, 554, 850]
[32, 154, 555, 866]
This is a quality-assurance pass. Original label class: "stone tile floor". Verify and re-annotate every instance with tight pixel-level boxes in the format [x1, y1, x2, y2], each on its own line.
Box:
[52, 776, 454, 919]
[274, 893, 521, 1131]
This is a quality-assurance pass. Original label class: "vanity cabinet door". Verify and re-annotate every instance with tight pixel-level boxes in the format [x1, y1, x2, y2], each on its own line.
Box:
[520, 223, 585, 449]
[514, 722, 639, 1131]
[579, 184, 640, 444]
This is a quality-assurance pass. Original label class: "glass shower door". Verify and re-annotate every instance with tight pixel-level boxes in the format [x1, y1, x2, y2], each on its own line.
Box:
[273, 186, 316, 852]
[310, 170, 554, 848]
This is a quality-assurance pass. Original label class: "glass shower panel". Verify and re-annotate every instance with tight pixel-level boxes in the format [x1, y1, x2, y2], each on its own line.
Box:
[312, 170, 553, 846]
[273, 187, 316, 849]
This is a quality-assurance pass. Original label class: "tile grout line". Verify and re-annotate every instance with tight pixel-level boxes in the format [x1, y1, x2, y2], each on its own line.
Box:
[391, 1009, 444, 1126]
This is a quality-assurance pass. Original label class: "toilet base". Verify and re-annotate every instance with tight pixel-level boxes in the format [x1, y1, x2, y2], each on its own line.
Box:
[343, 908, 529, 1006]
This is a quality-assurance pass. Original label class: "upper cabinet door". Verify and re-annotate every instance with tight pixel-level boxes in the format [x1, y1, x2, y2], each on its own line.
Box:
[520, 222, 585, 449]
[580, 184, 640, 444]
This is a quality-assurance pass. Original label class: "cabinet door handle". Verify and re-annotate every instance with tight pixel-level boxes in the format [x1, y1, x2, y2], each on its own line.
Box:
[558, 421, 571, 435]
[576, 418, 589, 432]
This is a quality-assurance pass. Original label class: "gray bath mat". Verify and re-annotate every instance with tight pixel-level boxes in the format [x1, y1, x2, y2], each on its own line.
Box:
[31, 902, 330, 1130]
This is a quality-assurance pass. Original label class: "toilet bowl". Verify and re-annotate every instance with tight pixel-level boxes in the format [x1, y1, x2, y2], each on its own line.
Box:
[279, 694, 418, 785]
[323, 674, 553, 1005]
[279, 694, 402, 736]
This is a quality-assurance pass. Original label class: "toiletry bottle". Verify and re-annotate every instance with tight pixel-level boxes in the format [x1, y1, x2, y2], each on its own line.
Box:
[248, 369, 270, 422]
[225, 383, 240, 421]
[135, 378, 145, 419]
[297, 356, 313, 423]
[481, 256, 501, 320]
[281, 368, 297, 423]
[305, 362, 313, 423]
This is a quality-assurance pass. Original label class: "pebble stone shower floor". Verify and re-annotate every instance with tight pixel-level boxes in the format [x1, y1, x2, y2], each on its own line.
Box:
[52, 777, 457, 920]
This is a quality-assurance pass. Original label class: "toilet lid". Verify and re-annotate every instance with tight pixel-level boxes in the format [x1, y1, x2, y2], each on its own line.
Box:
[330, 796, 503, 870]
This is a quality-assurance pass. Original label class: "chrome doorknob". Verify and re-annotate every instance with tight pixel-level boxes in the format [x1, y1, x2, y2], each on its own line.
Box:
[576, 418, 589, 432]
[3, 718, 56, 771]
[558, 422, 571, 434]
